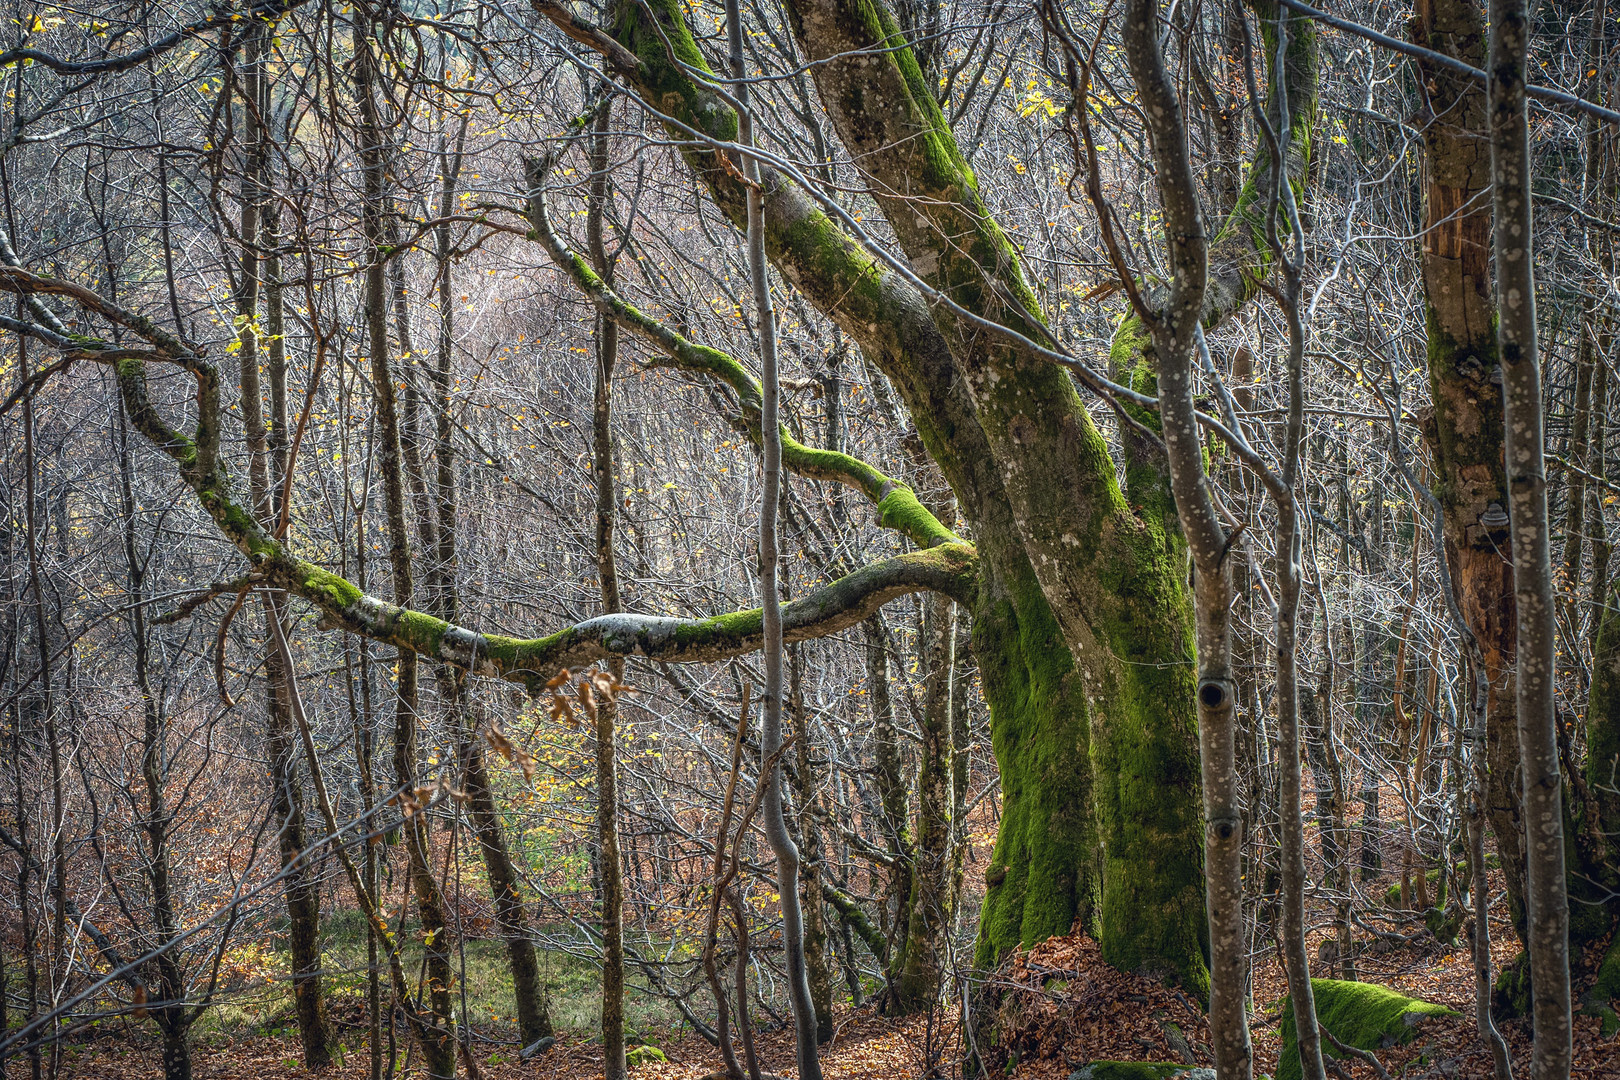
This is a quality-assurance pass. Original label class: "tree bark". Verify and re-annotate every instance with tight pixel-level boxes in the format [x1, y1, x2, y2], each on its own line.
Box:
[1113, 0, 1247, 1069]
[353, 18, 458, 1077]
[864, 615, 912, 988]
[895, 591, 955, 1012]
[791, 648, 836, 1043]
[588, 87, 628, 1080]
[119, 382, 194, 1080]
[1410, 0, 1528, 941]
[725, 0, 821, 1068]
[1487, 0, 1572, 1072]
[235, 27, 330, 1063]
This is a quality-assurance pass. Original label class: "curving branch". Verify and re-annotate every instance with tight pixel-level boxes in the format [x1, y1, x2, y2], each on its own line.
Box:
[0, 0, 314, 77]
[522, 156, 962, 552]
[527, 0, 644, 76]
[0, 267, 199, 360]
[0, 271, 974, 697]
[268, 541, 976, 695]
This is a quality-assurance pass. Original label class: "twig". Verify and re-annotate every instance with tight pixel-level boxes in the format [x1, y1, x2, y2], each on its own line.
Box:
[1320, 1024, 1391, 1080]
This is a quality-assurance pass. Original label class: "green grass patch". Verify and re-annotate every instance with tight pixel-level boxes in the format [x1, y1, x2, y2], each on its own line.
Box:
[194, 908, 683, 1041]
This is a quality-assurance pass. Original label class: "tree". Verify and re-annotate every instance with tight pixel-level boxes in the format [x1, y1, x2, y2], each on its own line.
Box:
[1488, 0, 1571, 1072]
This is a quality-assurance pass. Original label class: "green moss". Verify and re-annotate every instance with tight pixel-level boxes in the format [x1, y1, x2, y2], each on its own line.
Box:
[678, 608, 761, 645]
[1587, 936, 1620, 1038]
[624, 1044, 666, 1067]
[1493, 951, 1531, 1018]
[1279, 979, 1457, 1080]
[973, 554, 1099, 968]
[395, 608, 451, 657]
[297, 563, 364, 609]
[611, 0, 737, 150]
[876, 486, 960, 547]
[861, 0, 974, 192]
[773, 205, 889, 318]
[553, 239, 953, 551]
[1382, 860, 1492, 909]
[1596, 934, 1620, 1002]
[1089, 528, 1206, 997]
[968, 325, 1205, 997]
[1071, 1063, 1199, 1080]
[479, 634, 557, 695]
[1108, 314, 1176, 525]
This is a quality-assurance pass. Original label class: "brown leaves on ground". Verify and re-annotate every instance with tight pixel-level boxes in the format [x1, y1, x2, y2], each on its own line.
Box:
[978, 918, 1619, 1080]
[972, 934, 1213, 1079]
[38, 1008, 940, 1080]
[35, 886, 1620, 1080]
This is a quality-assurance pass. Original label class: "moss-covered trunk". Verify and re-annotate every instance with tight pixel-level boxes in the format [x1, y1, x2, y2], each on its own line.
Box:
[593, 0, 1202, 989]
[775, 0, 1208, 992]
[1577, 581, 1620, 1028]
[894, 591, 956, 1010]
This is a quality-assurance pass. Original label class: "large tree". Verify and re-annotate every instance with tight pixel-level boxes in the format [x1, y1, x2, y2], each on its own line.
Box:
[0, 0, 1323, 1010]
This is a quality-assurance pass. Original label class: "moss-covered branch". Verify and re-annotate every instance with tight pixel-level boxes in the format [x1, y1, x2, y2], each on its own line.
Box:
[531, 0, 1005, 528]
[524, 161, 961, 551]
[821, 883, 890, 960]
[4, 273, 975, 697]
[0, 266, 200, 361]
[269, 541, 975, 696]
[107, 343, 977, 695]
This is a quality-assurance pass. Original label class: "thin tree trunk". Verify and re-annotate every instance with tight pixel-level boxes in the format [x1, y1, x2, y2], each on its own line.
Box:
[896, 590, 955, 1012]
[1111, 3, 1250, 1073]
[725, 1, 820, 1070]
[118, 400, 194, 1080]
[353, 18, 457, 1077]
[585, 89, 629, 1080]
[864, 614, 911, 979]
[790, 648, 836, 1043]
[1467, 658, 1514, 1080]
[233, 28, 331, 1065]
[1488, 1, 1572, 1071]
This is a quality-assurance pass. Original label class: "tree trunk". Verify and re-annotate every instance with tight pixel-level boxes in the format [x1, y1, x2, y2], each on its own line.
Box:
[160, 1023, 193, 1080]
[586, 90, 629, 1080]
[1112, 0, 1252, 1068]
[895, 591, 956, 1012]
[1488, 0, 1572, 1070]
[1572, 6, 1617, 977]
[726, 3, 821, 1067]
[1467, 660, 1514, 1080]
[235, 28, 331, 1061]
[353, 19, 457, 1077]
[601, 0, 1159, 984]
[865, 614, 912, 981]
[1410, 0, 1529, 943]
[790, 649, 836, 1043]
[120, 395, 194, 1080]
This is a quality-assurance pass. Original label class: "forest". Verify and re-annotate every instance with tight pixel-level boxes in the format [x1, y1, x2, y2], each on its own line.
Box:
[0, 0, 1615, 1077]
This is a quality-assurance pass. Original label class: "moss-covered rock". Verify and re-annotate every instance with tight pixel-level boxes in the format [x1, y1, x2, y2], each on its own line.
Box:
[1494, 951, 1531, 1018]
[1067, 1064, 1211, 1080]
[624, 1043, 667, 1067]
[1278, 979, 1457, 1080]
[1578, 934, 1620, 1038]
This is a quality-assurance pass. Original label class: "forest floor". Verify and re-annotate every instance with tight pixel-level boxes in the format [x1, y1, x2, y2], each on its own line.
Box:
[18, 871, 1620, 1080]
[27, 912, 1618, 1080]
